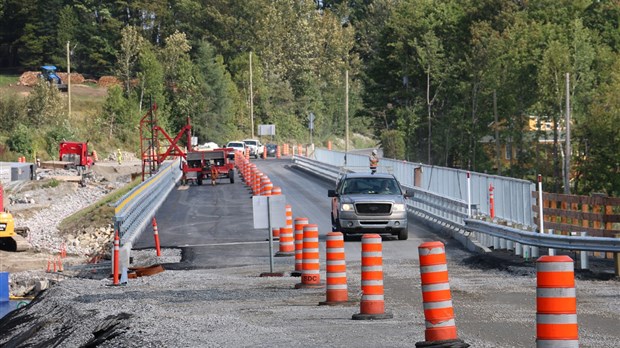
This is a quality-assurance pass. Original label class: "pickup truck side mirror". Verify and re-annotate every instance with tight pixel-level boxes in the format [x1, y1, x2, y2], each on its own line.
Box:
[328, 189, 337, 197]
[403, 189, 413, 198]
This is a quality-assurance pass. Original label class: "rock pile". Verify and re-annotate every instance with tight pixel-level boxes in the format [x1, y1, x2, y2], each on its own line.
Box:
[9, 168, 123, 258]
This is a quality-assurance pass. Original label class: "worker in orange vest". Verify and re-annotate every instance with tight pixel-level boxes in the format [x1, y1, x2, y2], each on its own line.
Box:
[369, 149, 379, 174]
[210, 163, 218, 186]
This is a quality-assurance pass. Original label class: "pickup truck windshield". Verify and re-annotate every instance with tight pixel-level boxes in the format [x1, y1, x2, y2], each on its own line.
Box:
[341, 178, 401, 195]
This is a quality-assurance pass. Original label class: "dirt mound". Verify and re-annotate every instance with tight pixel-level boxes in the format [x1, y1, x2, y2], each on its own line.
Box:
[19, 71, 85, 86]
[19, 71, 39, 86]
[57, 73, 85, 84]
[98, 76, 121, 88]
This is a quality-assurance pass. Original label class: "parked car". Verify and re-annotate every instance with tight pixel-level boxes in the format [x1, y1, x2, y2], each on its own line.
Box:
[225, 141, 246, 159]
[328, 172, 411, 241]
[265, 143, 277, 157]
[242, 139, 264, 159]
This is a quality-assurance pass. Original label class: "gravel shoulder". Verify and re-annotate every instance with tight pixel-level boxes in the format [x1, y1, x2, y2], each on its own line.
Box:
[0, 159, 142, 296]
[1, 245, 618, 347]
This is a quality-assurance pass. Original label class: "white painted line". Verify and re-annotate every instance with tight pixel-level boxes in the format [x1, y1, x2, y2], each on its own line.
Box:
[179, 241, 269, 247]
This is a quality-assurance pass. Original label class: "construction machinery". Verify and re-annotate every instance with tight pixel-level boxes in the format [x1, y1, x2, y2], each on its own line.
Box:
[0, 185, 30, 252]
[58, 141, 95, 170]
[39, 66, 68, 92]
[181, 148, 235, 185]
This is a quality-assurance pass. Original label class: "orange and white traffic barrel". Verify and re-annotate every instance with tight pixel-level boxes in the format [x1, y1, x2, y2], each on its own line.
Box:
[416, 241, 467, 346]
[292, 217, 309, 276]
[260, 175, 270, 195]
[352, 234, 392, 320]
[276, 145, 281, 159]
[319, 232, 350, 305]
[272, 227, 280, 240]
[253, 172, 262, 195]
[271, 186, 282, 195]
[295, 224, 323, 289]
[275, 227, 295, 257]
[536, 255, 578, 347]
[262, 182, 273, 196]
[285, 204, 293, 230]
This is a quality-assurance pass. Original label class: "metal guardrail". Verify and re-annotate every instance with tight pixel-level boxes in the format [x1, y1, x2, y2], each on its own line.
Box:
[465, 219, 620, 252]
[294, 155, 620, 254]
[113, 159, 182, 246]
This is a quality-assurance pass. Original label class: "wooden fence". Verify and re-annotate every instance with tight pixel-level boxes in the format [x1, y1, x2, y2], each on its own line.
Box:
[532, 192, 620, 238]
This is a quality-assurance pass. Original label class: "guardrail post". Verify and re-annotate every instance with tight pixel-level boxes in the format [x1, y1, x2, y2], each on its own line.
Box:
[570, 232, 589, 270]
[515, 242, 522, 256]
[615, 234, 620, 277]
[548, 229, 556, 256]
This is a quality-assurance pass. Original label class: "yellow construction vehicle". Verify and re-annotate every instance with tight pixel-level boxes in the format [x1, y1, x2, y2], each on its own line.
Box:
[0, 181, 31, 252]
[0, 211, 30, 252]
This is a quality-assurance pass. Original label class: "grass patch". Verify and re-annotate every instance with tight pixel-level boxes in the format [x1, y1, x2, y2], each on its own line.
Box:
[58, 177, 141, 234]
[0, 74, 19, 87]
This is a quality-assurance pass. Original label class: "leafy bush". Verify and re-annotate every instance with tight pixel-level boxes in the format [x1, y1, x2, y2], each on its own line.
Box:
[7, 124, 33, 155]
[45, 121, 76, 157]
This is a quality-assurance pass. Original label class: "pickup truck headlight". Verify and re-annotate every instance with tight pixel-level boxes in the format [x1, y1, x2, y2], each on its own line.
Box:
[341, 203, 354, 211]
[392, 203, 406, 212]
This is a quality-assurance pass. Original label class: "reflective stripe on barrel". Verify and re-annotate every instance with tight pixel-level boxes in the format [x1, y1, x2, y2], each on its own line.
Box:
[536, 255, 578, 347]
[285, 205, 293, 229]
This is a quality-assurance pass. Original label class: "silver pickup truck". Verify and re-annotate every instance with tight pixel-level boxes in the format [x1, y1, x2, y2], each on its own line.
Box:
[328, 172, 410, 240]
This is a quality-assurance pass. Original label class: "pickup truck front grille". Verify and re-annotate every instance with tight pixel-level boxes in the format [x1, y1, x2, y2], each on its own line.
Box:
[355, 203, 392, 214]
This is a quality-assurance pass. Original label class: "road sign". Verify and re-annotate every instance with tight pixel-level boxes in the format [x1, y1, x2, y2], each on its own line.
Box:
[252, 195, 286, 229]
[258, 124, 276, 136]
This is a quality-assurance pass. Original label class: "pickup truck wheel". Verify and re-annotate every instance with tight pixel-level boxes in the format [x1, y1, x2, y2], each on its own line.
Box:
[331, 216, 340, 232]
[229, 170, 235, 184]
[397, 229, 409, 241]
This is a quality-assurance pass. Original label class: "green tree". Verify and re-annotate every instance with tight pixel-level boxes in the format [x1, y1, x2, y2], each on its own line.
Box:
[116, 26, 145, 96]
[573, 57, 620, 196]
[27, 81, 66, 127]
[193, 40, 240, 145]
[380, 129, 405, 160]
[100, 85, 132, 141]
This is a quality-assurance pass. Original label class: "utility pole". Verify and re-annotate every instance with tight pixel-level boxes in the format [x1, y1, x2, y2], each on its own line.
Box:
[249, 51, 254, 139]
[345, 70, 349, 165]
[564, 73, 571, 194]
[67, 41, 71, 117]
[494, 90, 501, 175]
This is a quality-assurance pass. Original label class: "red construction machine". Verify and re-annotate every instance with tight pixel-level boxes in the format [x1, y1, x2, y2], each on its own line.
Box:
[58, 141, 95, 169]
[181, 148, 235, 185]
